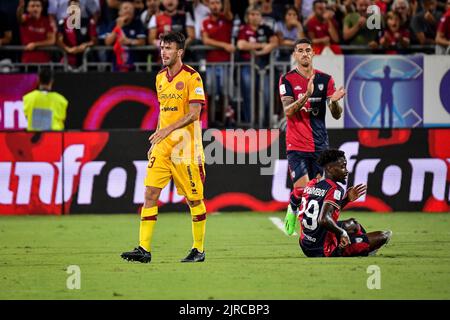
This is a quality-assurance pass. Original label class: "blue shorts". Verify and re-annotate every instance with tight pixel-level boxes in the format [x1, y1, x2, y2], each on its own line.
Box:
[287, 151, 323, 184]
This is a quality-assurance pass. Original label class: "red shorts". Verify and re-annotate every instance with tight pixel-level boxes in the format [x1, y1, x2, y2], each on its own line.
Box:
[329, 222, 370, 257]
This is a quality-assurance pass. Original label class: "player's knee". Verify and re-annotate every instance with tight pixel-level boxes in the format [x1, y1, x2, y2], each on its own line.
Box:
[187, 199, 202, 208]
[144, 187, 161, 203]
[381, 230, 391, 244]
[342, 219, 359, 234]
[188, 199, 206, 217]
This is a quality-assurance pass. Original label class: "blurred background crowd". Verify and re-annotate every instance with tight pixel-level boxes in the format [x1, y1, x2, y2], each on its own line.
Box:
[0, 0, 449, 67]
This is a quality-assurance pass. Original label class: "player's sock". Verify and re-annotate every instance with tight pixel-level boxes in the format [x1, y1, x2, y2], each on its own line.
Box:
[290, 187, 304, 212]
[139, 206, 158, 252]
[190, 201, 206, 253]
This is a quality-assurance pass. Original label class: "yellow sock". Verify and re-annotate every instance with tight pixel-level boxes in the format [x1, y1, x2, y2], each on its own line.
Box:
[139, 206, 158, 252]
[190, 201, 206, 252]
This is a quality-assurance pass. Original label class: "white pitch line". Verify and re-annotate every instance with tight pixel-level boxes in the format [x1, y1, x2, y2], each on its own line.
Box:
[269, 217, 298, 236]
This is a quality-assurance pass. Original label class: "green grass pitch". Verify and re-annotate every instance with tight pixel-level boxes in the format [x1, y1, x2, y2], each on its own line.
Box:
[0, 212, 449, 299]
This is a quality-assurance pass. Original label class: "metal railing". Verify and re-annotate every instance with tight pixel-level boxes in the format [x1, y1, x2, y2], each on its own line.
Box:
[0, 43, 445, 128]
[0, 45, 68, 72]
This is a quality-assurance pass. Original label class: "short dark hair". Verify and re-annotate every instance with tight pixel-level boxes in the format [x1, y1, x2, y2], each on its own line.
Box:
[159, 31, 186, 50]
[39, 68, 53, 85]
[317, 149, 346, 167]
[284, 5, 298, 17]
[294, 38, 312, 47]
[313, 0, 327, 8]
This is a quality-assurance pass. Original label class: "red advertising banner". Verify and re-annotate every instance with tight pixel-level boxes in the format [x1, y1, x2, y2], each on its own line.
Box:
[0, 129, 448, 215]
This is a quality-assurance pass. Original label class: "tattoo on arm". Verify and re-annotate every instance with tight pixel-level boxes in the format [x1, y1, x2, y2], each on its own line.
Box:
[283, 94, 310, 118]
[329, 100, 342, 119]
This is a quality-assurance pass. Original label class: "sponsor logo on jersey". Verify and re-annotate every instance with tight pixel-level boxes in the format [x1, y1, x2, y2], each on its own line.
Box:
[160, 93, 183, 100]
[294, 85, 302, 91]
[161, 106, 179, 112]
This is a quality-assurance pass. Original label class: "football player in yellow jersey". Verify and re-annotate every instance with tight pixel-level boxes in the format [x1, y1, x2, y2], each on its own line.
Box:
[121, 31, 207, 263]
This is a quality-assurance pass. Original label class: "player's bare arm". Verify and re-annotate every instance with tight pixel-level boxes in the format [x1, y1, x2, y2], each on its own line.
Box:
[341, 184, 367, 209]
[149, 103, 202, 145]
[328, 86, 346, 119]
[318, 202, 350, 248]
[283, 74, 315, 118]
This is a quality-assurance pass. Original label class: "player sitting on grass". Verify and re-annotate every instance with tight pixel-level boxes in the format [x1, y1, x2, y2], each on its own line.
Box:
[299, 149, 392, 257]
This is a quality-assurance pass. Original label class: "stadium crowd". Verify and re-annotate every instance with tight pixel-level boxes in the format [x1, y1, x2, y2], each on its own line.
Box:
[0, 0, 449, 68]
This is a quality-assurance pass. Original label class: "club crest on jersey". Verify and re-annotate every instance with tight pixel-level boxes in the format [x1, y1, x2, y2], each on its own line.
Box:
[176, 81, 184, 90]
[318, 83, 324, 91]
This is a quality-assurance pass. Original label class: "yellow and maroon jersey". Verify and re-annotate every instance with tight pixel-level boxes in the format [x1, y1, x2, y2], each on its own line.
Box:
[153, 64, 206, 161]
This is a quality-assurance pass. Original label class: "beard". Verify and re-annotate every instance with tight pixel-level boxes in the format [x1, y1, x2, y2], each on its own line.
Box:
[162, 55, 177, 67]
[300, 59, 311, 67]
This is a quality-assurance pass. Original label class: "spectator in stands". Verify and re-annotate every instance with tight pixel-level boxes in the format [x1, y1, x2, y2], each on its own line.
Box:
[98, 0, 121, 37]
[191, 0, 211, 41]
[306, 0, 341, 54]
[202, 0, 234, 125]
[436, 0, 450, 53]
[380, 11, 410, 53]
[141, 0, 161, 26]
[374, 0, 392, 14]
[252, 0, 279, 31]
[392, 0, 412, 30]
[17, 0, 56, 64]
[23, 68, 68, 131]
[148, 0, 195, 46]
[0, 10, 13, 48]
[0, 9, 12, 69]
[343, 0, 379, 50]
[57, 0, 97, 68]
[133, 0, 146, 17]
[275, 5, 305, 53]
[48, 0, 100, 22]
[272, 0, 299, 20]
[299, 0, 315, 22]
[237, 4, 278, 124]
[105, 0, 146, 71]
[411, 0, 442, 45]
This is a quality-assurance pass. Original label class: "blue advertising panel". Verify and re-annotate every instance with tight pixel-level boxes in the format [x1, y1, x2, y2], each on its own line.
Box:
[344, 56, 423, 128]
